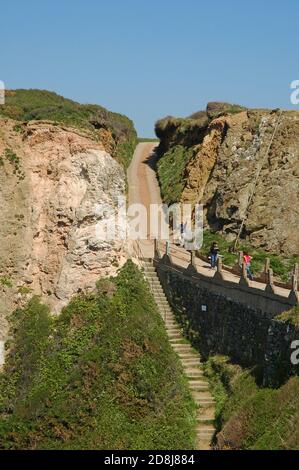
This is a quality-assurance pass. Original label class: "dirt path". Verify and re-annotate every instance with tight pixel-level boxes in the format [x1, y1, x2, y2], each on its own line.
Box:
[127, 142, 160, 257]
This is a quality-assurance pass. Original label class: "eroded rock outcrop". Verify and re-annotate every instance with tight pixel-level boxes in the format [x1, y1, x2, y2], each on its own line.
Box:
[0, 119, 127, 343]
[181, 115, 229, 205]
[156, 104, 299, 256]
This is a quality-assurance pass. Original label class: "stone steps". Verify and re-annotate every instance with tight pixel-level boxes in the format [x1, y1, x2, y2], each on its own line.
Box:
[155, 303, 170, 309]
[188, 381, 209, 391]
[196, 409, 215, 424]
[143, 261, 216, 450]
[180, 358, 201, 365]
[169, 338, 188, 345]
[182, 363, 203, 371]
[179, 358, 201, 364]
[177, 351, 199, 358]
[196, 427, 215, 438]
[162, 315, 175, 320]
[185, 368, 205, 378]
[191, 391, 215, 407]
[171, 344, 193, 351]
[196, 441, 212, 451]
[166, 325, 181, 331]
[167, 332, 182, 340]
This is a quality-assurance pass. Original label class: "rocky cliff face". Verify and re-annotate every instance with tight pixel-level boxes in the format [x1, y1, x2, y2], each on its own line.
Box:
[156, 104, 299, 256]
[0, 119, 127, 345]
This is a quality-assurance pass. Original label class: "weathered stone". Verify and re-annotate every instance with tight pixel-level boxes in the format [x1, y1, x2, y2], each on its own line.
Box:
[157, 106, 299, 256]
[0, 120, 127, 343]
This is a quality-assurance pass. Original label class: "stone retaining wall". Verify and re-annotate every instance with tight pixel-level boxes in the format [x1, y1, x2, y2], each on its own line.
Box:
[154, 252, 299, 386]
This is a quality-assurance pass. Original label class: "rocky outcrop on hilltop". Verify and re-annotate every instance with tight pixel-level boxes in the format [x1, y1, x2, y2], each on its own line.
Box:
[155, 104, 299, 256]
[0, 89, 137, 168]
[0, 119, 127, 345]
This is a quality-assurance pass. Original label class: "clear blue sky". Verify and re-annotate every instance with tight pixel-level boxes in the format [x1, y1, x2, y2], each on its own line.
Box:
[0, 0, 298, 136]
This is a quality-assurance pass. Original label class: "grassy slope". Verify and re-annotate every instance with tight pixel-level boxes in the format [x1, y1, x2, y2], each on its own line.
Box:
[157, 145, 193, 206]
[0, 261, 196, 450]
[204, 356, 299, 450]
[0, 89, 137, 168]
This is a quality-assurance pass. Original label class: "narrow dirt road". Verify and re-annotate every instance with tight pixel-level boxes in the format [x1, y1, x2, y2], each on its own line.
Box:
[129, 144, 216, 450]
[128, 142, 160, 209]
[127, 143, 291, 298]
[127, 142, 160, 257]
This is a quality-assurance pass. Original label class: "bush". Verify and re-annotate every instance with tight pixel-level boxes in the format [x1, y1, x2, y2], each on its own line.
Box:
[157, 145, 193, 205]
[0, 89, 137, 164]
[204, 356, 299, 450]
[0, 262, 196, 450]
[0, 277, 13, 288]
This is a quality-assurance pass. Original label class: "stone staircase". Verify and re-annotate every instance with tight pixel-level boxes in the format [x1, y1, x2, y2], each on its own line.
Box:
[143, 260, 216, 450]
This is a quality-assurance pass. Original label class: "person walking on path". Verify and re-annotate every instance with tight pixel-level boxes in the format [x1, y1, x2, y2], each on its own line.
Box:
[243, 251, 254, 280]
[209, 242, 219, 269]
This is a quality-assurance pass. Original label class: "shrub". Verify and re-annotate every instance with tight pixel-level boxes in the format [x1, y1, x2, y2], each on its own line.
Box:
[0, 262, 196, 450]
[0, 89, 137, 163]
[0, 277, 13, 288]
[157, 145, 193, 205]
[204, 355, 299, 450]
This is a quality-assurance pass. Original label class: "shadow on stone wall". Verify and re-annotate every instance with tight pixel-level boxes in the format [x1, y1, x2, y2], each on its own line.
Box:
[154, 252, 299, 387]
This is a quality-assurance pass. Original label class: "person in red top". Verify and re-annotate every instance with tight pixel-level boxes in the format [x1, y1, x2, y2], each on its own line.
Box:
[243, 251, 253, 280]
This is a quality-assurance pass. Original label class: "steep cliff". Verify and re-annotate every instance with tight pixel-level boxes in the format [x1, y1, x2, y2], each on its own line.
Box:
[155, 103, 299, 257]
[0, 90, 136, 348]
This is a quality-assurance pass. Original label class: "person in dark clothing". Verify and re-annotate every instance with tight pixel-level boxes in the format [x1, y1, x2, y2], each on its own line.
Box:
[180, 222, 184, 237]
[209, 242, 219, 269]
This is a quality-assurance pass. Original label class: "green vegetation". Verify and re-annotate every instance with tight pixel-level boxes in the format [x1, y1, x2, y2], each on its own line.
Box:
[12, 123, 23, 133]
[1, 89, 135, 138]
[204, 356, 299, 450]
[17, 286, 32, 295]
[155, 116, 208, 143]
[206, 102, 246, 119]
[114, 137, 138, 169]
[138, 137, 159, 143]
[3, 148, 20, 167]
[0, 276, 12, 288]
[0, 261, 196, 450]
[157, 145, 193, 205]
[0, 89, 137, 165]
[277, 305, 299, 327]
[199, 229, 298, 282]
[0, 148, 25, 180]
[155, 102, 245, 141]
